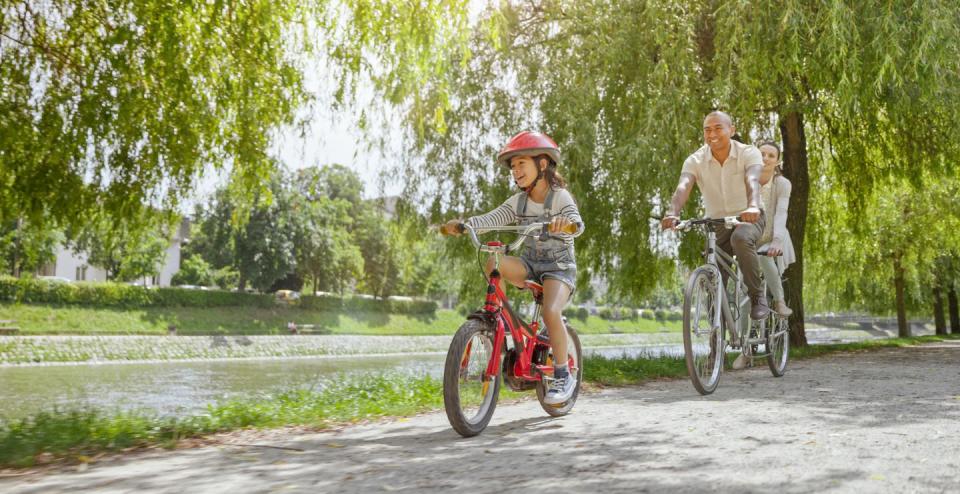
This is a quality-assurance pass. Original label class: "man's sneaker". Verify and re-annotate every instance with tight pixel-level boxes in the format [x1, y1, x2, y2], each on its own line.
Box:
[732, 353, 748, 370]
[774, 300, 793, 316]
[544, 373, 577, 405]
[750, 295, 770, 320]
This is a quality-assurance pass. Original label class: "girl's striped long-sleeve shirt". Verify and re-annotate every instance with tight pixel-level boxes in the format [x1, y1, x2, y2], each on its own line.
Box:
[465, 188, 584, 246]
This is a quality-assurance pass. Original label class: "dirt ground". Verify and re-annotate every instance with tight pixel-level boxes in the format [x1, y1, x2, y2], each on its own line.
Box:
[3, 341, 959, 493]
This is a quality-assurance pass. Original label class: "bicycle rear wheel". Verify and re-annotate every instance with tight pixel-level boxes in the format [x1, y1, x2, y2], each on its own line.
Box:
[536, 322, 582, 416]
[766, 314, 789, 377]
[683, 267, 724, 395]
[443, 319, 501, 437]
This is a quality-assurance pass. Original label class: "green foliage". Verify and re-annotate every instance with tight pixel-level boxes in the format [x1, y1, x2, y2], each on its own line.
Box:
[291, 172, 364, 295]
[0, 219, 62, 276]
[355, 210, 400, 298]
[0, 276, 438, 315]
[71, 210, 174, 282]
[806, 175, 960, 315]
[387, 0, 960, 323]
[0, 276, 270, 308]
[171, 256, 216, 287]
[0, 0, 311, 230]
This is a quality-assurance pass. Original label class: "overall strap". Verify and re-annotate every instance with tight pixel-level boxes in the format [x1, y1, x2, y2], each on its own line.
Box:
[516, 192, 529, 222]
[542, 188, 556, 219]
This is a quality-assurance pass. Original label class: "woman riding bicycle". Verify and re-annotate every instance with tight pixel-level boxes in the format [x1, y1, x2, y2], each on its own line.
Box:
[757, 141, 796, 316]
[442, 131, 584, 405]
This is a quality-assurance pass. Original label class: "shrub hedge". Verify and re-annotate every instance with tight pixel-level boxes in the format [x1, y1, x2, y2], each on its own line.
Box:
[0, 276, 436, 315]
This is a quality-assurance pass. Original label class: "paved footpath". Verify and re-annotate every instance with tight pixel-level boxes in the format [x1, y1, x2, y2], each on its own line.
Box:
[3, 341, 959, 493]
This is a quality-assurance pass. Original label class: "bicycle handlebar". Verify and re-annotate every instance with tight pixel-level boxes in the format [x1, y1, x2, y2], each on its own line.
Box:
[675, 216, 743, 231]
[440, 221, 577, 254]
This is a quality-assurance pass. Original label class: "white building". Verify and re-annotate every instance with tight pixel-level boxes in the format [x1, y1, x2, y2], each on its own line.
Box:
[38, 219, 189, 287]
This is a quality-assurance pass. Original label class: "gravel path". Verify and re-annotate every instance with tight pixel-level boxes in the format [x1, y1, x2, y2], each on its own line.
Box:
[3, 341, 959, 493]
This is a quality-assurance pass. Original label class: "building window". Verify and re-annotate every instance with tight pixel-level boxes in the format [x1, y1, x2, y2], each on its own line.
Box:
[75, 266, 88, 281]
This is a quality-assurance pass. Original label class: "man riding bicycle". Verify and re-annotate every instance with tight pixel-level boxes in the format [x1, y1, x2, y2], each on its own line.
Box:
[661, 111, 770, 320]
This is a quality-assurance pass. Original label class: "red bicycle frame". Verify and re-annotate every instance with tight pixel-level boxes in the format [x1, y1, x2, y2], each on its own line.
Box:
[471, 242, 572, 384]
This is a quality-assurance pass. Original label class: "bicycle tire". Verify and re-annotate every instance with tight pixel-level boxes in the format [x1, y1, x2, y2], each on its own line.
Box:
[683, 266, 724, 395]
[766, 313, 789, 377]
[443, 319, 501, 437]
[535, 322, 583, 416]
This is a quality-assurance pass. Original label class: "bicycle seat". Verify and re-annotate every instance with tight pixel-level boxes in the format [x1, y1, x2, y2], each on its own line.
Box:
[523, 280, 544, 304]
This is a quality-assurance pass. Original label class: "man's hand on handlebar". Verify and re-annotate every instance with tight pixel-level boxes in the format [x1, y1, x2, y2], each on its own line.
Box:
[661, 215, 680, 231]
[740, 206, 761, 223]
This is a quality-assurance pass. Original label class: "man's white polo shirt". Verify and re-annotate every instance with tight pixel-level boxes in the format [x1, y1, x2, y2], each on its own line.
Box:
[680, 140, 763, 219]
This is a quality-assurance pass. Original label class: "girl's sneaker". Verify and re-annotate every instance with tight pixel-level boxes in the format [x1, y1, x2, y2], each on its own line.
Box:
[544, 373, 577, 404]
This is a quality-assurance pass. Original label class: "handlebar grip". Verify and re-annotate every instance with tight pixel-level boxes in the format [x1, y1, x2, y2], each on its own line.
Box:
[439, 223, 466, 236]
[552, 222, 579, 235]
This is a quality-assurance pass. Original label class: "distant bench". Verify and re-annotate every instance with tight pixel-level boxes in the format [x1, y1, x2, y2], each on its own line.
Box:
[0, 320, 20, 335]
[287, 322, 329, 335]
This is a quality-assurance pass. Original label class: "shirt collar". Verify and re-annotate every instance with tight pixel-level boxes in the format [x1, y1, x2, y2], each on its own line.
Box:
[706, 140, 741, 165]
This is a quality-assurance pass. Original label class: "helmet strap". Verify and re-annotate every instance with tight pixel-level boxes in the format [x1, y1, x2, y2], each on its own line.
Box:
[521, 168, 544, 193]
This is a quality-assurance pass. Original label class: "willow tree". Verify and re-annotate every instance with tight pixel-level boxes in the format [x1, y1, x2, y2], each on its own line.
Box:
[391, 0, 960, 346]
[805, 175, 960, 336]
[0, 0, 470, 234]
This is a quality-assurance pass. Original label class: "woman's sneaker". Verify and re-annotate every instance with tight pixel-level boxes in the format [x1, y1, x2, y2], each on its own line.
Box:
[774, 300, 793, 316]
[544, 373, 577, 405]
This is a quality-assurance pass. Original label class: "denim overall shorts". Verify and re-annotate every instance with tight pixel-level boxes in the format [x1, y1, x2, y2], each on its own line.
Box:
[516, 189, 578, 293]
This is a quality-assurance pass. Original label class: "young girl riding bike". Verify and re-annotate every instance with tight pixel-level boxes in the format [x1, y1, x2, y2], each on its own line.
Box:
[443, 131, 584, 405]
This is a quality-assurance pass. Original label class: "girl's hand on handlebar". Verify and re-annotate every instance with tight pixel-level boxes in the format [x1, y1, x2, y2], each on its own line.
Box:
[440, 219, 464, 236]
[549, 216, 576, 234]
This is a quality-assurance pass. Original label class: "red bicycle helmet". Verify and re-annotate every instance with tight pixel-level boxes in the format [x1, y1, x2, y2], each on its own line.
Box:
[496, 131, 561, 168]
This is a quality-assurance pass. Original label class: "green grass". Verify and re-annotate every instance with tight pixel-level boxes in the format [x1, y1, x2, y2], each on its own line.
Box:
[5, 334, 955, 469]
[0, 303, 680, 336]
[789, 333, 960, 359]
[0, 373, 521, 468]
[567, 315, 681, 334]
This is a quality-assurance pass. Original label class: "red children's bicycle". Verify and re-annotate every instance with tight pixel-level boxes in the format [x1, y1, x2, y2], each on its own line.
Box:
[439, 221, 582, 437]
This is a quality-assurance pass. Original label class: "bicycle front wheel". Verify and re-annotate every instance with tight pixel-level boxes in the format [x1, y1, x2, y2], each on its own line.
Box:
[443, 319, 501, 437]
[766, 314, 790, 377]
[683, 266, 724, 395]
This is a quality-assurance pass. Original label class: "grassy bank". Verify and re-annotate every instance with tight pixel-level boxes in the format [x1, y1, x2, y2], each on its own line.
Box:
[0, 304, 681, 336]
[5, 334, 954, 469]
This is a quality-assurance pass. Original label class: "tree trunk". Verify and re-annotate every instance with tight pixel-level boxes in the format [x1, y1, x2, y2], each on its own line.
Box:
[779, 110, 809, 347]
[894, 253, 909, 337]
[949, 284, 960, 334]
[933, 281, 947, 335]
[12, 218, 22, 278]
